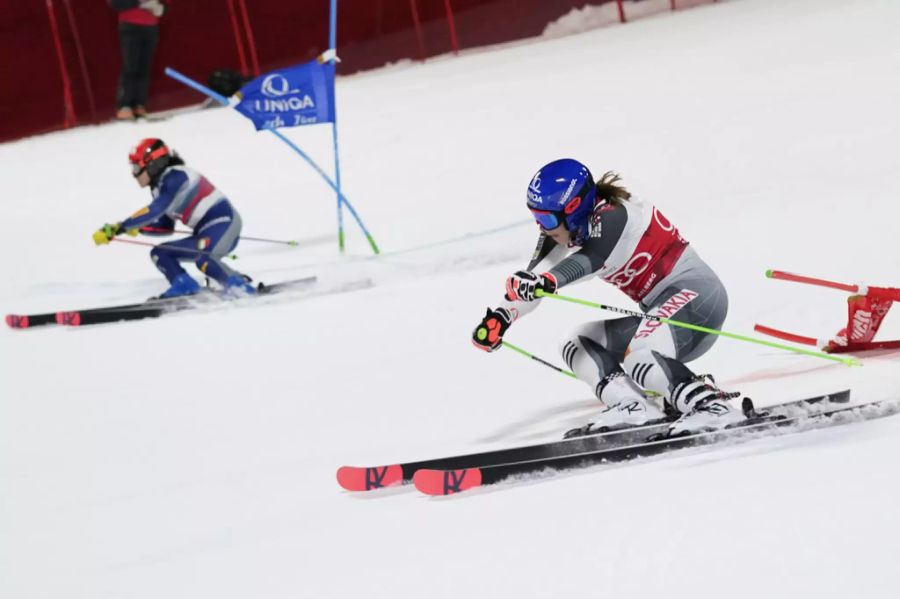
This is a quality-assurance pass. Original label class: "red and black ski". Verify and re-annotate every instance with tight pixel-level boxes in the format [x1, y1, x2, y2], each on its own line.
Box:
[336, 390, 850, 493]
[5, 312, 56, 329]
[414, 394, 895, 496]
[6, 277, 317, 329]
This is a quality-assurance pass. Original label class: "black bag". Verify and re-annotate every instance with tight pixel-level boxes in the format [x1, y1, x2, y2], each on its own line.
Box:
[207, 69, 250, 98]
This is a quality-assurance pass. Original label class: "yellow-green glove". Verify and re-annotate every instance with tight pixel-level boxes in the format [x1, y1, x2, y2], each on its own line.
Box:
[93, 223, 121, 246]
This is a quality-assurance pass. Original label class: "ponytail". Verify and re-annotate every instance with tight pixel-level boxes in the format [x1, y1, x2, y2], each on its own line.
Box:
[595, 171, 631, 205]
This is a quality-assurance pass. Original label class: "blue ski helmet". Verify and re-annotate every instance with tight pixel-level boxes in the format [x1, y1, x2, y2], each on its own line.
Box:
[526, 158, 597, 246]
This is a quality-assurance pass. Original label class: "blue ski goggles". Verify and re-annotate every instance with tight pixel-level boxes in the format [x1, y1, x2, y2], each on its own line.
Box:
[529, 209, 565, 231]
[528, 181, 591, 231]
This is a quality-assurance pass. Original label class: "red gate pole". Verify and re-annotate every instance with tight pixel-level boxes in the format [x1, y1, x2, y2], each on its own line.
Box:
[236, 0, 261, 76]
[226, 0, 250, 76]
[443, 0, 459, 55]
[616, 0, 627, 23]
[408, 0, 426, 61]
[45, 0, 77, 128]
[61, 0, 96, 122]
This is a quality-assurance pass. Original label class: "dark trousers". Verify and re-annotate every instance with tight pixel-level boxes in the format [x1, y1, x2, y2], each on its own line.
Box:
[117, 23, 158, 109]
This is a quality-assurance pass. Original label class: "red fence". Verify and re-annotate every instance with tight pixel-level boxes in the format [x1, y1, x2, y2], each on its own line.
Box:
[0, 0, 713, 143]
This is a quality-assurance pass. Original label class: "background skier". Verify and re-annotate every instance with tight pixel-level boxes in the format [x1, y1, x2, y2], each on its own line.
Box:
[92, 138, 256, 298]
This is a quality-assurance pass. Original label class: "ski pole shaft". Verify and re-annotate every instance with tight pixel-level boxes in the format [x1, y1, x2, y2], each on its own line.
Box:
[535, 290, 860, 367]
[239, 234, 299, 246]
[141, 227, 298, 246]
[765, 269, 858, 293]
[110, 237, 239, 260]
[501, 341, 577, 379]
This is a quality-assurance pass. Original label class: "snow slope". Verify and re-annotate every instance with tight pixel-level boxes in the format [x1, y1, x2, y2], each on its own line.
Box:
[4, 0, 900, 597]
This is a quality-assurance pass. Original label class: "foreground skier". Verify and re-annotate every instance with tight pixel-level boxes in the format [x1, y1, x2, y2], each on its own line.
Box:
[472, 158, 741, 434]
[93, 138, 256, 298]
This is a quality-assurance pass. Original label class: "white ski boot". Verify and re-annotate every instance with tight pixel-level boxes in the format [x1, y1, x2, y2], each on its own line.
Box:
[566, 372, 666, 437]
[667, 375, 744, 436]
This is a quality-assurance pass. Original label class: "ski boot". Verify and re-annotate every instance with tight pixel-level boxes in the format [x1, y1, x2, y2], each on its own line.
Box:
[667, 374, 744, 436]
[565, 372, 667, 438]
[158, 273, 201, 299]
[222, 274, 257, 298]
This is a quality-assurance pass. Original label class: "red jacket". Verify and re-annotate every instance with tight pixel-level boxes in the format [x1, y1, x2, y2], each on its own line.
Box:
[119, 8, 158, 26]
[109, 1, 167, 26]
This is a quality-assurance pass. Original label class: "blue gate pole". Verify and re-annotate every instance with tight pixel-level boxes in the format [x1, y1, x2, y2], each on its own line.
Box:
[164, 66, 380, 255]
[329, 0, 345, 253]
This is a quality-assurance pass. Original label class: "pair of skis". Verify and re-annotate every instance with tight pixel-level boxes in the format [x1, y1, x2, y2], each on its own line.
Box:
[756, 270, 900, 353]
[5, 276, 317, 329]
[338, 390, 896, 496]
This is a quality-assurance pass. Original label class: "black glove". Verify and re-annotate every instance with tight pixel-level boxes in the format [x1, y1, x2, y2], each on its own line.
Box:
[472, 307, 513, 352]
[505, 271, 557, 302]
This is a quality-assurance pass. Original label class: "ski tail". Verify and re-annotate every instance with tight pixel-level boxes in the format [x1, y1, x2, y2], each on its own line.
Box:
[56, 311, 82, 326]
[336, 465, 404, 492]
[6, 314, 30, 328]
[6, 312, 58, 329]
[413, 468, 483, 496]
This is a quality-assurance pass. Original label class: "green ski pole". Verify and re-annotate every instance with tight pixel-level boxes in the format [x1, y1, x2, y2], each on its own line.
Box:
[501, 341, 577, 379]
[535, 290, 861, 367]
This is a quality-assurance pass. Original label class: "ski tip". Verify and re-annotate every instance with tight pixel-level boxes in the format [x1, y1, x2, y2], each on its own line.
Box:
[5, 314, 29, 329]
[413, 468, 483, 496]
[55, 311, 81, 326]
[336, 465, 404, 492]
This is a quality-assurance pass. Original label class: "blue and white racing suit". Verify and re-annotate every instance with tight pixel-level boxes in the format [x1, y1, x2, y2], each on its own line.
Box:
[119, 165, 247, 285]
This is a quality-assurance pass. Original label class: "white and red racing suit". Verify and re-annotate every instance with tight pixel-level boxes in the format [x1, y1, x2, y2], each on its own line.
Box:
[501, 197, 729, 407]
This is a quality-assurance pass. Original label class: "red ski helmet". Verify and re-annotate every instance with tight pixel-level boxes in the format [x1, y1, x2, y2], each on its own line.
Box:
[128, 138, 171, 179]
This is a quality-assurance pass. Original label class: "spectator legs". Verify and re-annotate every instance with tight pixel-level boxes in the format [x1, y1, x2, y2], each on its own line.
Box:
[116, 23, 158, 116]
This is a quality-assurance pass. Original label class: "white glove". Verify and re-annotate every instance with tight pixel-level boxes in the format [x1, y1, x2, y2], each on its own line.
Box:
[140, 0, 165, 17]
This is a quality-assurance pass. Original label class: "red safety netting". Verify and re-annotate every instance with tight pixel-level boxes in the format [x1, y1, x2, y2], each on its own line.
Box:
[1, 0, 716, 143]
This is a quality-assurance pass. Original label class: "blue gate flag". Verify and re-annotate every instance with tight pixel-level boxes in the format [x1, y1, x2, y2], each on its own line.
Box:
[235, 60, 335, 130]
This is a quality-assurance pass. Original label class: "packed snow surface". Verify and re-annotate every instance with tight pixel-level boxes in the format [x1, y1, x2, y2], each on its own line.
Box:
[3, 0, 900, 597]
